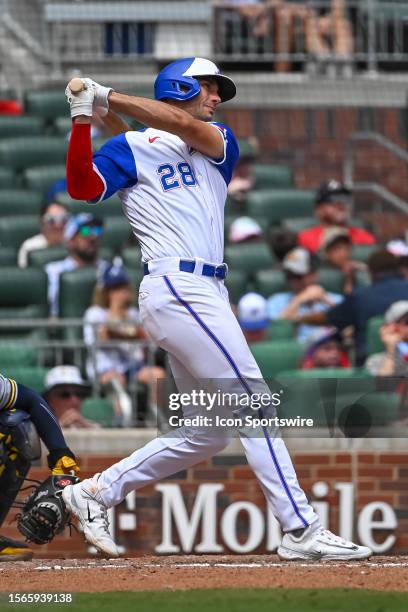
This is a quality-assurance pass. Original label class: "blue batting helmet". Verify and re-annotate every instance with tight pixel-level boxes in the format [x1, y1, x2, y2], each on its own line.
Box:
[154, 57, 236, 103]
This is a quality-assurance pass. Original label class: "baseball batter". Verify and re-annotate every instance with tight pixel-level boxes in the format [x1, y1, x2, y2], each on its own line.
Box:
[62, 58, 371, 561]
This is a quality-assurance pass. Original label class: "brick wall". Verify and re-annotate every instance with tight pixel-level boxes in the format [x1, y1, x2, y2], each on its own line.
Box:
[3, 451, 407, 558]
[223, 107, 408, 241]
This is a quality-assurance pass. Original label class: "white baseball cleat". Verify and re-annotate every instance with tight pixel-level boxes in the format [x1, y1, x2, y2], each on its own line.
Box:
[62, 479, 119, 558]
[277, 522, 372, 561]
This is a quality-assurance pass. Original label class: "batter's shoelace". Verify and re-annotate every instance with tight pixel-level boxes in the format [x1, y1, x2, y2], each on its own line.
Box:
[315, 528, 349, 546]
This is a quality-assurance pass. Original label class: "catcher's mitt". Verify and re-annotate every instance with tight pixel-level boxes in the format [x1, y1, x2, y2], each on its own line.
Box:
[17, 474, 80, 545]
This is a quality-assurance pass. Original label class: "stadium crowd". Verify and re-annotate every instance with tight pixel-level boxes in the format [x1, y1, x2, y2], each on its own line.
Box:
[0, 89, 407, 428]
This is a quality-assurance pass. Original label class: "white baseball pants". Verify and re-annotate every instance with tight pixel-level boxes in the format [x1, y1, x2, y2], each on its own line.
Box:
[97, 262, 318, 531]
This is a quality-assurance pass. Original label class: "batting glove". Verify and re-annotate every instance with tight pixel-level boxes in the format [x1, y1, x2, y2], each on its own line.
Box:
[65, 77, 95, 118]
[87, 78, 114, 117]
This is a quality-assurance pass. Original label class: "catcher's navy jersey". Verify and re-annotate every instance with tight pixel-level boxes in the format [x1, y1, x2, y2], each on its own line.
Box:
[0, 374, 17, 410]
[91, 123, 239, 264]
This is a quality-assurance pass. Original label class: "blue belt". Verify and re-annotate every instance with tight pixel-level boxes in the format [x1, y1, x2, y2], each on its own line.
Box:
[143, 259, 228, 280]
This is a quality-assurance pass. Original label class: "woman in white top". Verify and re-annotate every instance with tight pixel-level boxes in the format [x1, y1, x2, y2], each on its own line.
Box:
[83, 260, 166, 418]
[18, 202, 70, 268]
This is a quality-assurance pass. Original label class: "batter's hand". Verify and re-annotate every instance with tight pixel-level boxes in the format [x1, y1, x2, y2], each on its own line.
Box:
[65, 77, 95, 118]
[86, 77, 114, 117]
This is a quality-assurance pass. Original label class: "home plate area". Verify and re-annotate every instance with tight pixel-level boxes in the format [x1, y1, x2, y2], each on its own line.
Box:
[0, 556, 407, 593]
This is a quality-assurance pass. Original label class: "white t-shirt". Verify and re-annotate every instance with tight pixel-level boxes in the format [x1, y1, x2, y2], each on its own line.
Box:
[18, 233, 48, 268]
[83, 305, 144, 378]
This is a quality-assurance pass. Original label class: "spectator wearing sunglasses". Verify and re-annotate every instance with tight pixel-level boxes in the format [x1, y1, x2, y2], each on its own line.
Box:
[46, 213, 109, 316]
[18, 202, 70, 268]
[267, 247, 343, 344]
[42, 365, 98, 429]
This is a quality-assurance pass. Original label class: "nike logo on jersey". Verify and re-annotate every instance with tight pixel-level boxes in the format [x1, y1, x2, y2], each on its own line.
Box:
[87, 502, 96, 523]
[149, 136, 160, 143]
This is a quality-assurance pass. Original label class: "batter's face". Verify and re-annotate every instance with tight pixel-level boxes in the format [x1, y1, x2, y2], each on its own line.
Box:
[169, 78, 222, 121]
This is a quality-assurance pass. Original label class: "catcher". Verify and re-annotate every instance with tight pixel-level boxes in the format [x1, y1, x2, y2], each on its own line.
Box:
[0, 372, 80, 561]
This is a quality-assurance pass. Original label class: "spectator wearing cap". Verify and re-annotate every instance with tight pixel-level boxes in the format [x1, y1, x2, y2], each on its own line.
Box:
[301, 329, 350, 369]
[42, 365, 98, 429]
[45, 213, 109, 316]
[18, 202, 70, 268]
[228, 216, 263, 244]
[267, 247, 343, 344]
[237, 292, 269, 343]
[298, 180, 376, 254]
[319, 227, 367, 294]
[365, 301, 408, 378]
[83, 260, 166, 417]
[297, 250, 408, 365]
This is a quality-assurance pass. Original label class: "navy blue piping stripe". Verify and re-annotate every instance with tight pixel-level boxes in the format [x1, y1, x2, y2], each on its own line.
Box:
[163, 275, 309, 528]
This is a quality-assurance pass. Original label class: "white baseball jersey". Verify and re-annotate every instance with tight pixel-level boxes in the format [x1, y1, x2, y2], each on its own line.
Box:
[91, 123, 239, 264]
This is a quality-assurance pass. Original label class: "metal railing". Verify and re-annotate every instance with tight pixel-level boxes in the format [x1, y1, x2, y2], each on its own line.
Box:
[213, 0, 408, 70]
[0, 317, 165, 427]
[343, 130, 408, 214]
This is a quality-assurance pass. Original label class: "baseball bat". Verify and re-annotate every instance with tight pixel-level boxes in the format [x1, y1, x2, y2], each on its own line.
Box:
[68, 77, 85, 94]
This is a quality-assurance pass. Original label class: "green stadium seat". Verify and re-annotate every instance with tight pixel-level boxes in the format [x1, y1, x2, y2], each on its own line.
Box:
[317, 267, 344, 294]
[0, 137, 67, 171]
[24, 91, 68, 121]
[28, 246, 68, 268]
[101, 217, 133, 252]
[0, 167, 16, 188]
[81, 397, 115, 427]
[28, 246, 112, 268]
[253, 164, 293, 189]
[366, 316, 384, 355]
[250, 340, 303, 378]
[266, 319, 294, 340]
[351, 244, 378, 262]
[59, 267, 98, 318]
[0, 247, 17, 265]
[23, 165, 66, 195]
[225, 269, 250, 304]
[0, 216, 40, 248]
[0, 268, 64, 338]
[335, 391, 400, 428]
[52, 116, 72, 135]
[224, 242, 275, 274]
[254, 269, 287, 297]
[237, 139, 258, 158]
[1, 367, 48, 394]
[0, 267, 47, 310]
[0, 190, 43, 216]
[282, 217, 315, 233]
[277, 367, 369, 380]
[246, 189, 315, 225]
[0, 343, 38, 367]
[121, 246, 143, 269]
[276, 369, 374, 426]
[0, 116, 43, 138]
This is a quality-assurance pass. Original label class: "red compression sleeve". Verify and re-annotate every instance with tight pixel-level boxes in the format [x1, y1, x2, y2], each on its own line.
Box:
[66, 121, 105, 200]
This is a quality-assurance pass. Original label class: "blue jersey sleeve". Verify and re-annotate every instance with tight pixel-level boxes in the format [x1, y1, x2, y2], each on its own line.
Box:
[92, 133, 138, 202]
[206, 123, 239, 186]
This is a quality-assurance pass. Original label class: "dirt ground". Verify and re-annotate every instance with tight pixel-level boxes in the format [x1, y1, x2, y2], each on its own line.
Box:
[0, 555, 407, 593]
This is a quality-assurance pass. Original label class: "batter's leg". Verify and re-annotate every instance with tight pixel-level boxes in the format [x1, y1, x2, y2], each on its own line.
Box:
[96, 353, 230, 506]
[137, 274, 318, 531]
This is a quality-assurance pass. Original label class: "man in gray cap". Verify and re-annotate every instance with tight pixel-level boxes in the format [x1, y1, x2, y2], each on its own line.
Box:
[45, 213, 108, 316]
